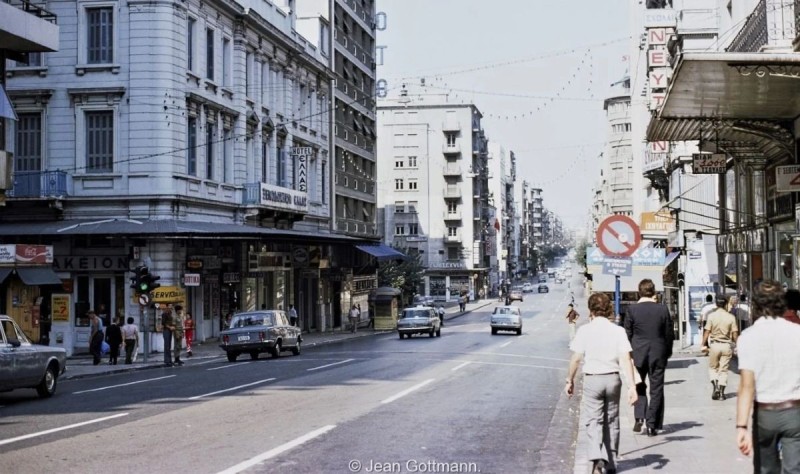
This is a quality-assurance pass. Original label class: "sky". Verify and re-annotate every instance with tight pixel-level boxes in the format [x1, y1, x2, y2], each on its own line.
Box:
[375, 0, 631, 231]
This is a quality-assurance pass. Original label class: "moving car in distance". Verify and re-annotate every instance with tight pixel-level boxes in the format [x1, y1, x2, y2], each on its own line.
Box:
[538, 283, 550, 294]
[508, 286, 524, 302]
[398, 306, 441, 339]
[522, 283, 534, 293]
[220, 310, 301, 361]
[491, 306, 522, 335]
[538, 275, 547, 283]
[0, 314, 67, 398]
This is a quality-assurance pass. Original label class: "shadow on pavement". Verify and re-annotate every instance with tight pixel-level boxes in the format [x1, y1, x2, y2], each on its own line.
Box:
[667, 359, 698, 369]
[664, 379, 685, 385]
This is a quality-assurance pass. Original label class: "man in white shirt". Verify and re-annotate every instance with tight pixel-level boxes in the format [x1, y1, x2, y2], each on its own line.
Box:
[733, 294, 751, 332]
[697, 294, 716, 331]
[566, 293, 637, 474]
[736, 280, 800, 473]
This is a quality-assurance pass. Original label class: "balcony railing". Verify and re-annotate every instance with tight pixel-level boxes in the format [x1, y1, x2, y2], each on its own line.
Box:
[443, 188, 462, 199]
[9, 170, 68, 198]
[442, 143, 461, 155]
[444, 233, 462, 243]
[336, 218, 377, 236]
[3, 0, 57, 23]
[442, 165, 462, 177]
[442, 121, 461, 132]
[443, 212, 462, 221]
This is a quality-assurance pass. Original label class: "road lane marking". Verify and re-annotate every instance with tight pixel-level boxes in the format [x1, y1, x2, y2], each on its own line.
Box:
[381, 379, 435, 404]
[0, 413, 129, 447]
[217, 424, 336, 474]
[499, 340, 514, 348]
[207, 361, 252, 371]
[451, 361, 471, 372]
[72, 376, 176, 394]
[188, 378, 276, 400]
[196, 358, 225, 365]
[306, 358, 354, 371]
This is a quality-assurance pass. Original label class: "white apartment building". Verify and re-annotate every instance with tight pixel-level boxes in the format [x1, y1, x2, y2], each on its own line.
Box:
[602, 76, 634, 217]
[377, 102, 491, 301]
[488, 143, 518, 293]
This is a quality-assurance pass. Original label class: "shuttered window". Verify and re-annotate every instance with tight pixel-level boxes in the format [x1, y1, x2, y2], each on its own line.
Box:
[85, 111, 114, 173]
[15, 113, 42, 172]
[87, 8, 113, 64]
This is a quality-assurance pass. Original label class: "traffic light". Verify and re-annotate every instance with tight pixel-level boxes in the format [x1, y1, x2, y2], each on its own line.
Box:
[130, 266, 146, 294]
[138, 267, 161, 294]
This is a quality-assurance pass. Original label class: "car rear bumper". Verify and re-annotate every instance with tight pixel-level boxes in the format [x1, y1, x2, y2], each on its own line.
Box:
[491, 324, 521, 330]
[219, 341, 277, 352]
[398, 327, 434, 335]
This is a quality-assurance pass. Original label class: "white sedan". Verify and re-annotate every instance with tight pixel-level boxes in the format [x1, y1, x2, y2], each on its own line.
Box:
[491, 306, 522, 335]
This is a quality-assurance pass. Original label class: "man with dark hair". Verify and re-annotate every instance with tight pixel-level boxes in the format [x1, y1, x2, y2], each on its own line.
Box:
[783, 289, 800, 325]
[736, 280, 800, 473]
[698, 294, 716, 330]
[700, 295, 738, 400]
[624, 278, 674, 436]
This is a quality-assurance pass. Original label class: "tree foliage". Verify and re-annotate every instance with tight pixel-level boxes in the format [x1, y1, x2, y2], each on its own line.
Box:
[377, 251, 425, 301]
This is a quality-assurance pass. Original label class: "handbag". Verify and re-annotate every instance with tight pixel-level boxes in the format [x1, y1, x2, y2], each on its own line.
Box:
[101, 340, 110, 354]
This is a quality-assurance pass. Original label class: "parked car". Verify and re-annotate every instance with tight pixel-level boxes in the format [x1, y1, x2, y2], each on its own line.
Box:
[538, 275, 547, 283]
[397, 306, 441, 339]
[538, 284, 549, 293]
[0, 315, 67, 398]
[555, 277, 564, 284]
[219, 310, 302, 362]
[412, 295, 436, 307]
[522, 283, 533, 293]
[508, 287, 524, 302]
[491, 306, 522, 335]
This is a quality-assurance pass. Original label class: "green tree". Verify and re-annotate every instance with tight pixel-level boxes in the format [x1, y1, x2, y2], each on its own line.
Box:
[377, 250, 425, 303]
[575, 237, 588, 268]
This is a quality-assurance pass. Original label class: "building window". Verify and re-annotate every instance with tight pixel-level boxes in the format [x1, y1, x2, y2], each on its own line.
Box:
[395, 178, 404, 190]
[408, 156, 417, 167]
[321, 162, 327, 203]
[187, 17, 196, 71]
[187, 117, 197, 176]
[448, 226, 458, 237]
[445, 133, 456, 146]
[206, 123, 215, 180]
[408, 201, 418, 213]
[87, 7, 114, 64]
[206, 28, 215, 81]
[15, 113, 42, 172]
[261, 62, 270, 106]
[222, 38, 232, 87]
[394, 201, 404, 213]
[223, 128, 232, 183]
[408, 180, 418, 190]
[85, 111, 114, 173]
[447, 247, 459, 260]
[395, 225, 406, 235]
[276, 141, 285, 187]
[408, 223, 418, 235]
[395, 159, 403, 168]
[447, 202, 457, 214]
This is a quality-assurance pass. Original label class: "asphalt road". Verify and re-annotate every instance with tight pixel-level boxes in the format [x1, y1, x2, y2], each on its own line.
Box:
[0, 276, 583, 474]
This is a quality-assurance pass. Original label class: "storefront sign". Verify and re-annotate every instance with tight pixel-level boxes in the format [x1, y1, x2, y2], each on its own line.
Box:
[248, 252, 291, 272]
[187, 255, 221, 271]
[222, 272, 241, 283]
[587, 246, 665, 266]
[51, 294, 71, 322]
[257, 183, 308, 213]
[602, 257, 633, 277]
[184, 273, 201, 286]
[292, 247, 309, 267]
[640, 211, 676, 233]
[716, 228, 767, 254]
[0, 244, 14, 264]
[151, 286, 186, 303]
[644, 8, 677, 27]
[776, 165, 800, 193]
[0, 244, 54, 264]
[692, 153, 727, 174]
[53, 255, 127, 271]
[431, 262, 467, 269]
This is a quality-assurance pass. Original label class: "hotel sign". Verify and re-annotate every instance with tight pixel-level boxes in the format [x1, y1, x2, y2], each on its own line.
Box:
[257, 183, 308, 213]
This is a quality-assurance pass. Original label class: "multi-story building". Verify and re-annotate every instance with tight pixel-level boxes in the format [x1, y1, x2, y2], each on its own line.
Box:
[0, 0, 386, 356]
[377, 102, 491, 301]
[602, 76, 634, 217]
[519, 182, 544, 275]
[488, 143, 517, 294]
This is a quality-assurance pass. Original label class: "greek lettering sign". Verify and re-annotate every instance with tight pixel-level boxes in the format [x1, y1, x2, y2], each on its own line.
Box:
[644, 8, 677, 27]
[151, 286, 186, 303]
[587, 246, 665, 266]
[692, 153, 727, 174]
[53, 255, 128, 272]
[431, 262, 467, 269]
[183, 273, 201, 287]
[776, 165, 800, 193]
[640, 211, 675, 234]
[0, 244, 15, 264]
[258, 183, 308, 213]
[602, 257, 633, 277]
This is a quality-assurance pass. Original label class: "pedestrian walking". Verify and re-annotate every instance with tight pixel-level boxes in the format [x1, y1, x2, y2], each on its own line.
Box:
[183, 311, 195, 356]
[288, 304, 298, 327]
[173, 305, 185, 366]
[700, 295, 738, 401]
[161, 309, 175, 367]
[698, 294, 716, 331]
[733, 293, 751, 333]
[348, 305, 359, 333]
[566, 292, 637, 474]
[565, 303, 580, 343]
[121, 316, 139, 364]
[783, 289, 800, 325]
[736, 279, 800, 473]
[88, 310, 104, 366]
[437, 305, 445, 327]
[105, 317, 123, 365]
[624, 278, 674, 436]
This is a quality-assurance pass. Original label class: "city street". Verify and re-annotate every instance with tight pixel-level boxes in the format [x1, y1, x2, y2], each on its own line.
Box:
[0, 281, 580, 474]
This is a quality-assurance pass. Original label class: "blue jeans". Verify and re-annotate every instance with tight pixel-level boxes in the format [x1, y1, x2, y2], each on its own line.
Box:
[163, 329, 173, 365]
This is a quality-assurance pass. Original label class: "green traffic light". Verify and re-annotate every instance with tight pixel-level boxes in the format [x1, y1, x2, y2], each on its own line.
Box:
[139, 282, 149, 292]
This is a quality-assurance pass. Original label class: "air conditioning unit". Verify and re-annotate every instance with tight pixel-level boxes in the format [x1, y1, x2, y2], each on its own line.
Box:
[0, 150, 11, 190]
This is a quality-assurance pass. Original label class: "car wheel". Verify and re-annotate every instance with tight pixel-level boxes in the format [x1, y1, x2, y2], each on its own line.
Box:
[250, 352, 259, 360]
[436, 327, 441, 337]
[271, 342, 282, 358]
[291, 340, 301, 356]
[516, 329, 522, 336]
[399, 332, 404, 339]
[491, 328, 497, 335]
[36, 364, 58, 398]
[227, 352, 238, 362]
[429, 328, 435, 338]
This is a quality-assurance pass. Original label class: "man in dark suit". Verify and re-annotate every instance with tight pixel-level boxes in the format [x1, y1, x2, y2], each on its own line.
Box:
[624, 278, 674, 436]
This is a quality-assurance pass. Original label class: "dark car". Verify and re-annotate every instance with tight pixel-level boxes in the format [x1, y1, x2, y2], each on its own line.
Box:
[220, 310, 301, 362]
[0, 315, 67, 398]
[538, 284, 549, 293]
[397, 306, 441, 339]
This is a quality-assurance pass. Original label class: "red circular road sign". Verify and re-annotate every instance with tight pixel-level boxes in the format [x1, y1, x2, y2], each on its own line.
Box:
[596, 215, 642, 257]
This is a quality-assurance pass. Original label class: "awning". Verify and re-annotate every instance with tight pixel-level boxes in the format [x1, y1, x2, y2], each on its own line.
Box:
[355, 244, 407, 261]
[16, 267, 63, 285]
[0, 267, 12, 284]
[664, 251, 680, 268]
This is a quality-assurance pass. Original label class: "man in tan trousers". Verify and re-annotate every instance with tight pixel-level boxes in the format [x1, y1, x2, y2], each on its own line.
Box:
[700, 295, 738, 401]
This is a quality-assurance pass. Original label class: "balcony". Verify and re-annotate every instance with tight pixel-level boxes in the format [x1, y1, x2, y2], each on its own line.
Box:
[442, 143, 461, 155]
[442, 165, 462, 177]
[443, 212, 462, 221]
[444, 232, 462, 243]
[442, 121, 461, 132]
[9, 170, 68, 198]
[443, 188, 462, 199]
[0, 0, 59, 54]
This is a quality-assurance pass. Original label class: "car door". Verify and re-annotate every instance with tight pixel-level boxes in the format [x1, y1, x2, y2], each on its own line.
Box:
[0, 321, 12, 390]
[8, 319, 39, 385]
[274, 311, 294, 345]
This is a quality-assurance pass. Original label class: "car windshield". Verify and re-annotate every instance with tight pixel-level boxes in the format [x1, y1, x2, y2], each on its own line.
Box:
[401, 309, 430, 319]
[494, 308, 519, 315]
[231, 313, 274, 328]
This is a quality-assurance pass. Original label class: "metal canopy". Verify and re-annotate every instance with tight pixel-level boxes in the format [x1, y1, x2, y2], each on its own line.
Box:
[354, 244, 407, 261]
[15, 267, 63, 285]
[660, 52, 800, 121]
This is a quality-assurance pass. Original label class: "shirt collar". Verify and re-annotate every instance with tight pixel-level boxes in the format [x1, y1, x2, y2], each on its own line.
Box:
[638, 297, 657, 303]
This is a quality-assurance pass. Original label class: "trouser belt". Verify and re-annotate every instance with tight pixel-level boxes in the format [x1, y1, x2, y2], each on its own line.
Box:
[756, 399, 800, 411]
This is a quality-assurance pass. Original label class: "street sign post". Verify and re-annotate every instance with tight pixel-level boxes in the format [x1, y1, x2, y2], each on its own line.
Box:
[138, 294, 150, 306]
[602, 256, 633, 277]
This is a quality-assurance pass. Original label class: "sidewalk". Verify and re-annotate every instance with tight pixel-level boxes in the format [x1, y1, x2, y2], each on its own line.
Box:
[65, 298, 495, 380]
[573, 345, 751, 473]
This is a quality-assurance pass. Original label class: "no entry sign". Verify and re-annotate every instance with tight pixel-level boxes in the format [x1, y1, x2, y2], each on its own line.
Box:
[596, 215, 642, 257]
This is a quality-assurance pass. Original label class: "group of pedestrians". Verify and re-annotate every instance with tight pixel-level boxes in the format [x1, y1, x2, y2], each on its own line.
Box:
[567, 278, 800, 474]
[161, 305, 195, 367]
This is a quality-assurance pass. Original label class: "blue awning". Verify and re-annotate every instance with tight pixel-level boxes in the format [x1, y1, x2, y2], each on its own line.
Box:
[16, 267, 63, 285]
[664, 251, 680, 268]
[0, 267, 12, 284]
[355, 244, 407, 261]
